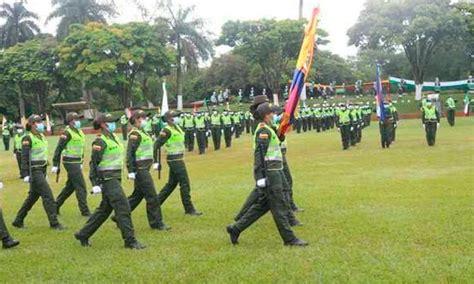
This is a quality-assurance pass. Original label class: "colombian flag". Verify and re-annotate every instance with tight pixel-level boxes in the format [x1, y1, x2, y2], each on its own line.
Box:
[278, 7, 320, 136]
[375, 63, 385, 121]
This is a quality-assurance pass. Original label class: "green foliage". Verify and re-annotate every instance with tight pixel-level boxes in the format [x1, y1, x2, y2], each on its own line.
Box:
[0, 36, 59, 115]
[59, 22, 172, 108]
[348, 0, 467, 84]
[217, 19, 329, 94]
[0, 1, 40, 48]
[47, 0, 117, 40]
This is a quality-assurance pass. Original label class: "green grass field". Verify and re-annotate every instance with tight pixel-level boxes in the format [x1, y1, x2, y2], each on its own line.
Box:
[0, 117, 473, 282]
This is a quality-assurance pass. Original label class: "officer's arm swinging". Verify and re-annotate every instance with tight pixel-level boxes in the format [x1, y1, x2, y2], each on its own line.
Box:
[153, 129, 170, 162]
[127, 131, 141, 173]
[20, 136, 32, 178]
[253, 127, 271, 181]
[52, 131, 71, 167]
[89, 139, 106, 186]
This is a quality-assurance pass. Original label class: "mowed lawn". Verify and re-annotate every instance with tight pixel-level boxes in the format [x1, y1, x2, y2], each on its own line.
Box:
[0, 117, 473, 282]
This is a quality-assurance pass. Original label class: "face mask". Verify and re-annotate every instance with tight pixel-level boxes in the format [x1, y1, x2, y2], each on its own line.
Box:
[273, 114, 281, 125]
[74, 120, 82, 129]
[36, 123, 45, 133]
[106, 122, 116, 132]
[173, 117, 181, 125]
[140, 119, 147, 129]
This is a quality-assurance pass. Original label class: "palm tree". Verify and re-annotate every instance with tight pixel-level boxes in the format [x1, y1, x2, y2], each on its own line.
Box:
[159, 4, 213, 110]
[47, 0, 116, 40]
[0, 1, 40, 48]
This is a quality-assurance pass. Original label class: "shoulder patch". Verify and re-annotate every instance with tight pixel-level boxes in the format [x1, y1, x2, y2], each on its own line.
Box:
[92, 145, 102, 151]
[22, 140, 30, 145]
[130, 134, 138, 140]
[60, 134, 68, 139]
[159, 131, 167, 137]
[259, 133, 269, 139]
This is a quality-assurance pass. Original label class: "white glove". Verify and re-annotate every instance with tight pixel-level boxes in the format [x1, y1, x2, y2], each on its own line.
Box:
[437, 123, 440, 128]
[231, 127, 234, 132]
[23, 176, 30, 183]
[91, 186, 102, 194]
[128, 172, 136, 180]
[256, 178, 267, 188]
[80, 164, 83, 170]
[337, 128, 340, 132]
[0, 182, 3, 190]
[394, 123, 398, 128]
[422, 124, 425, 129]
[350, 127, 354, 131]
[153, 163, 160, 170]
[51, 166, 59, 174]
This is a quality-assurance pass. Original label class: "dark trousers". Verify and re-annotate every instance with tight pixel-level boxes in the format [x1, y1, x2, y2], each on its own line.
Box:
[211, 126, 221, 150]
[14, 168, 59, 226]
[282, 152, 297, 210]
[447, 109, 455, 126]
[128, 169, 164, 228]
[350, 124, 358, 146]
[379, 122, 393, 148]
[196, 129, 206, 154]
[2, 135, 9, 151]
[296, 119, 302, 133]
[77, 178, 136, 245]
[56, 163, 90, 216]
[15, 152, 22, 176]
[425, 122, 437, 146]
[158, 159, 196, 213]
[302, 118, 308, 132]
[234, 124, 241, 138]
[121, 125, 128, 141]
[245, 120, 251, 134]
[185, 129, 195, 151]
[0, 209, 11, 240]
[392, 122, 397, 142]
[357, 124, 362, 143]
[340, 124, 351, 150]
[223, 126, 232, 147]
[233, 170, 297, 243]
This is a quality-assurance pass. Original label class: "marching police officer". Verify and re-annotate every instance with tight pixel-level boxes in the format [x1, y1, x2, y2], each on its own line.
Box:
[379, 102, 394, 149]
[226, 103, 308, 246]
[120, 113, 129, 141]
[153, 111, 202, 216]
[12, 115, 65, 230]
[194, 112, 207, 154]
[389, 102, 399, 142]
[422, 100, 440, 146]
[2, 121, 10, 151]
[0, 179, 20, 249]
[244, 110, 252, 134]
[336, 104, 352, 150]
[445, 95, 457, 126]
[210, 109, 222, 150]
[74, 113, 145, 249]
[233, 111, 242, 138]
[182, 113, 195, 152]
[116, 109, 170, 230]
[13, 126, 25, 177]
[222, 111, 233, 148]
[52, 112, 91, 217]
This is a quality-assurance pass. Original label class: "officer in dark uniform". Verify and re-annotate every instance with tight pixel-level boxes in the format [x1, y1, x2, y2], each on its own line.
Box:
[222, 111, 233, 148]
[153, 111, 202, 216]
[422, 100, 440, 146]
[389, 102, 399, 142]
[120, 114, 128, 141]
[379, 102, 394, 149]
[445, 95, 457, 126]
[210, 109, 222, 150]
[336, 104, 352, 150]
[0, 179, 20, 249]
[194, 112, 207, 154]
[13, 126, 25, 177]
[74, 113, 145, 249]
[2, 120, 11, 151]
[226, 103, 308, 246]
[182, 113, 195, 152]
[349, 104, 359, 146]
[12, 115, 65, 230]
[52, 112, 91, 217]
[233, 111, 242, 138]
[113, 110, 170, 230]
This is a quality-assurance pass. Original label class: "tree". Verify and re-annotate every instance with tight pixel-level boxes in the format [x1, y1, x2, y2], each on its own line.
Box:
[155, 3, 213, 110]
[217, 19, 328, 96]
[309, 50, 357, 85]
[0, 1, 40, 48]
[59, 22, 172, 109]
[0, 36, 59, 118]
[47, 0, 116, 40]
[204, 53, 252, 94]
[348, 0, 467, 99]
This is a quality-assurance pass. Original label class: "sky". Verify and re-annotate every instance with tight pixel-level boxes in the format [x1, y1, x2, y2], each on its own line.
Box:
[6, 0, 366, 58]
